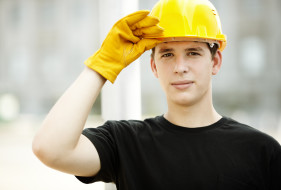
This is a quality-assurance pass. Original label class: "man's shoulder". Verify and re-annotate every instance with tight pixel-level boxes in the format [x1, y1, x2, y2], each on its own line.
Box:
[96, 115, 163, 133]
[222, 117, 280, 147]
[222, 117, 257, 131]
[103, 115, 161, 126]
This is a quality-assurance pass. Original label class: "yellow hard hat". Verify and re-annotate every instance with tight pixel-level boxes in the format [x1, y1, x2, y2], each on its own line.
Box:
[146, 0, 227, 51]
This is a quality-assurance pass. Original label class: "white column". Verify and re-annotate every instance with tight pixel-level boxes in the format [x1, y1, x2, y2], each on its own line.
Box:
[99, 0, 141, 122]
[98, 0, 140, 189]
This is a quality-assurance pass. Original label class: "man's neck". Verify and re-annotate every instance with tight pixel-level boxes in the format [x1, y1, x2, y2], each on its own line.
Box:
[164, 94, 221, 128]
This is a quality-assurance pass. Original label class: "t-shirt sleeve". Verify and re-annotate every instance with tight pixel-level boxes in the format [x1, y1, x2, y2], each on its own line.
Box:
[75, 121, 118, 184]
[269, 139, 281, 190]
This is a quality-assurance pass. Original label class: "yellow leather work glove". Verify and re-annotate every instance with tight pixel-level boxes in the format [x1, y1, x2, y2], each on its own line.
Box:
[84, 10, 163, 83]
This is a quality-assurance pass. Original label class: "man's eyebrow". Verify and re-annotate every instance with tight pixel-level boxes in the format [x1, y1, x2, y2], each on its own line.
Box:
[185, 47, 204, 52]
[157, 48, 174, 54]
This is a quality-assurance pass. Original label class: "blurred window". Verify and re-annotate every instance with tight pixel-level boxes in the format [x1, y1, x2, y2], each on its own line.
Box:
[40, 48, 60, 82]
[241, 0, 263, 17]
[9, 2, 23, 28]
[38, 0, 56, 27]
[71, 1, 88, 20]
[8, 48, 30, 84]
[210, 0, 219, 7]
[240, 36, 266, 77]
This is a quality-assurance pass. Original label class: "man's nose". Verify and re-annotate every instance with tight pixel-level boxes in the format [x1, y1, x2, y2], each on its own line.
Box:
[173, 56, 189, 74]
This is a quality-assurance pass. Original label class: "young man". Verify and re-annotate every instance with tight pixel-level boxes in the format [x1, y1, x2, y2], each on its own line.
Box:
[32, 0, 281, 189]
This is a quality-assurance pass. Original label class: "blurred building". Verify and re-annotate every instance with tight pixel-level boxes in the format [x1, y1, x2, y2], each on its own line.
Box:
[0, 0, 281, 131]
[0, 0, 100, 115]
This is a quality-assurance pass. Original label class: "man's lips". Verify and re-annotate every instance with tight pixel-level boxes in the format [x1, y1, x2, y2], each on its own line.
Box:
[171, 80, 194, 90]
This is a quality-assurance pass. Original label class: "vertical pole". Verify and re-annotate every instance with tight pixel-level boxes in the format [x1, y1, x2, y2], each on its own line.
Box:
[98, 0, 140, 189]
[99, 0, 141, 122]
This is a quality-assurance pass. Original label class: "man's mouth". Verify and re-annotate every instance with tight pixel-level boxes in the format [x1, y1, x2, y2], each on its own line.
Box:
[171, 80, 194, 90]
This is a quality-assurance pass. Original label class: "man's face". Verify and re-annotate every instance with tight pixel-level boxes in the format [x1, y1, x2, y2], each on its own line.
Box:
[150, 41, 222, 107]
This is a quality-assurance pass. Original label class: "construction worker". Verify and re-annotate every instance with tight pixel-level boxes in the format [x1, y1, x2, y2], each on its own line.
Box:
[32, 0, 281, 189]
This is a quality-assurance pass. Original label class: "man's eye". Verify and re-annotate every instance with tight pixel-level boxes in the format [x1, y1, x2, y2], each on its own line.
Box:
[161, 53, 173, 58]
[188, 52, 200, 56]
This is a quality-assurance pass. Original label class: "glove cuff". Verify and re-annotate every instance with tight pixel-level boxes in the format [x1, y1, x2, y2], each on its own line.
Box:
[84, 58, 122, 84]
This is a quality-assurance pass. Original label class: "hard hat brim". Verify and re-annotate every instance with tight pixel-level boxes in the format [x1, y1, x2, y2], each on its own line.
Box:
[146, 36, 226, 51]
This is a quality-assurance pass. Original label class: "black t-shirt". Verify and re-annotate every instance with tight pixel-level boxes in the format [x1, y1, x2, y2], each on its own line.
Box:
[76, 116, 281, 190]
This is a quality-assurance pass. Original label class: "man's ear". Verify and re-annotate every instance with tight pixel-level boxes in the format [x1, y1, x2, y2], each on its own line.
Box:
[150, 57, 159, 78]
[212, 50, 222, 75]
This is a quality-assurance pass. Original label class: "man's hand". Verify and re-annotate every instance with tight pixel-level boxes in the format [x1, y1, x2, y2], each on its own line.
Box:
[85, 10, 163, 83]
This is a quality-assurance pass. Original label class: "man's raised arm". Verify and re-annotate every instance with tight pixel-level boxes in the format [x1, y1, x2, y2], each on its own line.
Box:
[32, 10, 163, 177]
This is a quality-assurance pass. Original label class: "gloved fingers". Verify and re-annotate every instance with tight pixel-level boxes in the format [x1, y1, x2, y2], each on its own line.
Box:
[122, 38, 162, 67]
[116, 21, 141, 43]
[133, 25, 164, 37]
[130, 16, 159, 30]
[123, 10, 150, 27]
[112, 10, 163, 43]
[136, 38, 163, 51]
